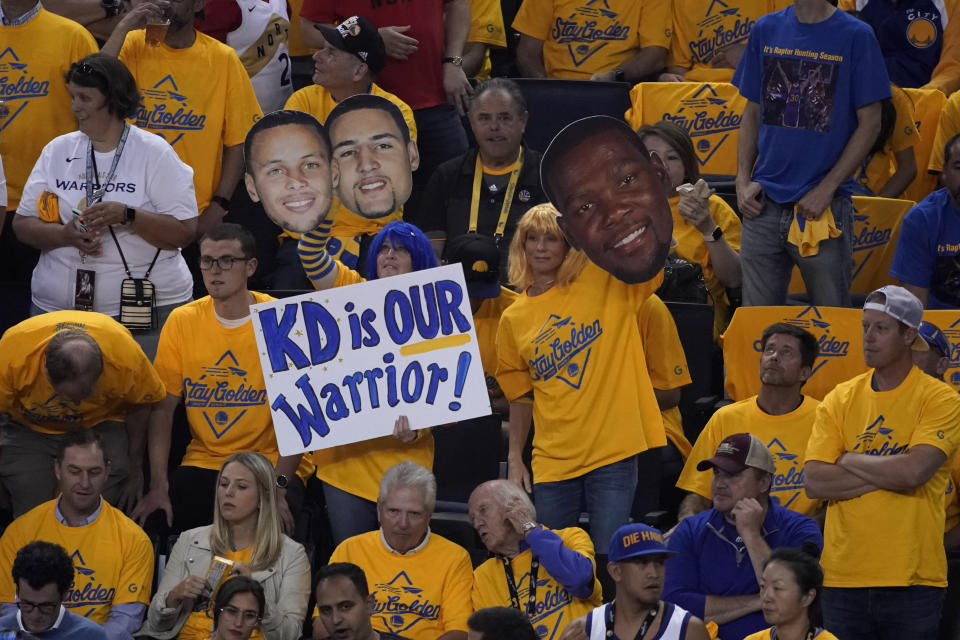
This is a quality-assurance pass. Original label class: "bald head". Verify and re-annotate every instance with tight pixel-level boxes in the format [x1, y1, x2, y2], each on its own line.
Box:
[44, 331, 103, 403]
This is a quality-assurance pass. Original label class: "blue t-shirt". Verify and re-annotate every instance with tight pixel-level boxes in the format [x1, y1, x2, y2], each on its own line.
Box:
[662, 500, 823, 640]
[732, 6, 891, 203]
[889, 188, 960, 308]
[857, 0, 945, 89]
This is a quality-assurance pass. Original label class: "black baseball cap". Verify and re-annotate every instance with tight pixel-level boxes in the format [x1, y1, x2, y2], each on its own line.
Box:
[314, 16, 386, 73]
[444, 234, 502, 299]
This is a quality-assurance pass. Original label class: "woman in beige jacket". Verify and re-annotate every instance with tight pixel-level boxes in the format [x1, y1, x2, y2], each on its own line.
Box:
[138, 452, 310, 640]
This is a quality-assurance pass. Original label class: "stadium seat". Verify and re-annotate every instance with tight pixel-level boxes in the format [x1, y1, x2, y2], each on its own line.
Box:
[511, 78, 632, 153]
[664, 301, 717, 442]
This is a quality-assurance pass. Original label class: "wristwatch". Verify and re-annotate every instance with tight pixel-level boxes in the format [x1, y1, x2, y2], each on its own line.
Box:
[704, 225, 723, 242]
[275, 474, 289, 489]
[442, 56, 463, 67]
[613, 67, 626, 82]
[521, 521, 537, 534]
[123, 206, 136, 225]
[102, 0, 123, 18]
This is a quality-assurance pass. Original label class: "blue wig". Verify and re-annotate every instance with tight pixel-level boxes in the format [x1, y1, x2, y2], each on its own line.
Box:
[365, 221, 438, 279]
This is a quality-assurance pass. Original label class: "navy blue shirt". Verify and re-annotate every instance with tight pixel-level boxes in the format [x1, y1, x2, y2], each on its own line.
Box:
[856, 0, 945, 88]
[889, 187, 960, 308]
[733, 6, 891, 203]
[662, 499, 823, 640]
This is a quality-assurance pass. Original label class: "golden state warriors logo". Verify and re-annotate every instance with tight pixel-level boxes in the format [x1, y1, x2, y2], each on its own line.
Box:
[528, 314, 602, 389]
[371, 571, 441, 635]
[907, 17, 938, 48]
[184, 350, 268, 439]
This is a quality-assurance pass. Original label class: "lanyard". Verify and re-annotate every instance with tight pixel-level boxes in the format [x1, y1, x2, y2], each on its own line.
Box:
[501, 555, 538, 617]
[85, 123, 130, 206]
[469, 148, 524, 242]
[604, 600, 658, 640]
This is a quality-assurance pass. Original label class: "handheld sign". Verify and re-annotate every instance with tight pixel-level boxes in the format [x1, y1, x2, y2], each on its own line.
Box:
[252, 264, 490, 455]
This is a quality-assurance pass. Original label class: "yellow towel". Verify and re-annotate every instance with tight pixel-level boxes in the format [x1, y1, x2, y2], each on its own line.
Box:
[787, 204, 841, 257]
[36, 191, 62, 224]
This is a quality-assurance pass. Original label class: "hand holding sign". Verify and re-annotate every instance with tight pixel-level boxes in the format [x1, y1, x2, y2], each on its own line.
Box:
[252, 264, 489, 455]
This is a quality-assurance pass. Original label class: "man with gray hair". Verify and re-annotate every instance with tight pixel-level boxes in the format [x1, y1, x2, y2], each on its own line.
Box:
[322, 461, 474, 640]
[468, 480, 601, 639]
[0, 311, 165, 517]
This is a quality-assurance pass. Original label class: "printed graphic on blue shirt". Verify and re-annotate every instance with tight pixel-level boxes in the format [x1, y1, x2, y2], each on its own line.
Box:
[762, 53, 839, 132]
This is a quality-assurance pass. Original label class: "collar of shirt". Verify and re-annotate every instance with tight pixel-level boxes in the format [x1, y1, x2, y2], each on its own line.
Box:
[380, 528, 431, 555]
[0, 2, 41, 26]
[55, 495, 103, 526]
[17, 605, 66, 632]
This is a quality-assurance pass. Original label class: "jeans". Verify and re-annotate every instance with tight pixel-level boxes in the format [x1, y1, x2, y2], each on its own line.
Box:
[741, 194, 854, 307]
[821, 585, 945, 640]
[406, 104, 468, 222]
[533, 455, 638, 552]
[322, 482, 379, 546]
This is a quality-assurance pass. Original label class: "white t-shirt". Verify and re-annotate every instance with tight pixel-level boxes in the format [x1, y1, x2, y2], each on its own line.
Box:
[18, 125, 197, 315]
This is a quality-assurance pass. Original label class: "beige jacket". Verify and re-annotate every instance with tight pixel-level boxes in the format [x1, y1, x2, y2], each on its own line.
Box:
[136, 525, 310, 640]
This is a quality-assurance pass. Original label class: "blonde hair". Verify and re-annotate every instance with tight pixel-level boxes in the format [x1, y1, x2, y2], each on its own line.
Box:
[210, 452, 283, 571]
[507, 203, 588, 292]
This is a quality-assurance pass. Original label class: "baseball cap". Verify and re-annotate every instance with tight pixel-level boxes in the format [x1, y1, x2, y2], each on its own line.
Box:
[608, 523, 676, 562]
[314, 16, 386, 73]
[919, 321, 951, 357]
[863, 285, 928, 351]
[696, 432, 776, 475]
[444, 234, 502, 299]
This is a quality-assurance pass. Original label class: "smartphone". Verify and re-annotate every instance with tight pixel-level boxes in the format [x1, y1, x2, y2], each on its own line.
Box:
[72, 208, 87, 232]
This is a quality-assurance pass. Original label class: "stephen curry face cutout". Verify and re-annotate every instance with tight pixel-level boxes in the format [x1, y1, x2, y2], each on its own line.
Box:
[245, 97, 418, 233]
[541, 116, 673, 285]
[244, 110, 336, 234]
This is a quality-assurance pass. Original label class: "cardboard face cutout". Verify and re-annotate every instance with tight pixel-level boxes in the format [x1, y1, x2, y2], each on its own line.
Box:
[326, 94, 419, 220]
[244, 111, 335, 234]
[541, 115, 673, 284]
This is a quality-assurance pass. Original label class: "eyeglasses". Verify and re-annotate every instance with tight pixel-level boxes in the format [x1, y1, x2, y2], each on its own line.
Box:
[17, 600, 60, 615]
[199, 255, 250, 270]
[71, 63, 104, 82]
[219, 605, 261, 625]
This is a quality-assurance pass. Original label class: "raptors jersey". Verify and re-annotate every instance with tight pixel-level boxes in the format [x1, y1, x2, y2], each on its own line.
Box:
[227, 0, 292, 112]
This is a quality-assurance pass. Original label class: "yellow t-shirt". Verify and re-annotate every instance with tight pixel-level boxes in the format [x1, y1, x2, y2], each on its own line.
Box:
[0, 498, 153, 622]
[1, 9, 98, 210]
[119, 30, 263, 212]
[468, 0, 507, 81]
[0, 311, 165, 432]
[512, 0, 671, 79]
[743, 629, 840, 640]
[677, 395, 822, 518]
[625, 82, 747, 177]
[805, 366, 960, 587]
[669, 0, 782, 83]
[496, 262, 665, 483]
[475, 288, 519, 376]
[153, 294, 281, 470]
[929, 88, 960, 173]
[285, 0, 313, 57]
[669, 194, 742, 339]
[179, 547, 263, 640]
[282, 83, 417, 243]
[330, 531, 474, 640]
[310, 262, 433, 501]
[852, 84, 919, 197]
[945, 451, 960, 532]
[638, 294, 693, 458]
[472, 527, 601, 637]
